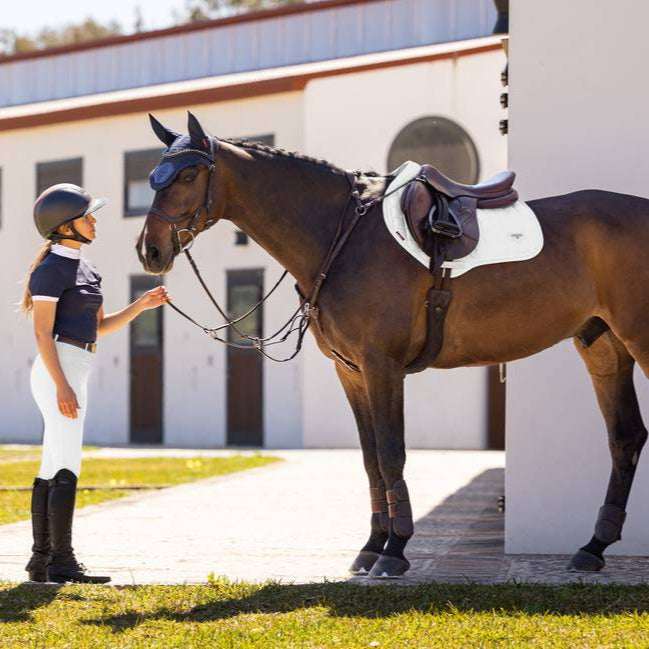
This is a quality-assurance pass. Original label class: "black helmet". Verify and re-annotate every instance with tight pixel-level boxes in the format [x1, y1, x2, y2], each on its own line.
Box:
[34, 183, 107, 243]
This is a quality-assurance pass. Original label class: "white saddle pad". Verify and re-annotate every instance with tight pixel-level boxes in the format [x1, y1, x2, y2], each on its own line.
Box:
[382, 160, 544, 277]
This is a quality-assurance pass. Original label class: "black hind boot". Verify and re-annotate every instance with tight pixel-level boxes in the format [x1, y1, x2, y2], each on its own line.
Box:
[25, 477, 50, 582]
[46, 469, 111, 584]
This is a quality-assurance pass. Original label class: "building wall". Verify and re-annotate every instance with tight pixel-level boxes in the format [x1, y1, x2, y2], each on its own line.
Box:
[0, 46, 506, 450]
[302, 47, 506, 448]
[0, 92, 304, 448]
[506, 1, 649, 554]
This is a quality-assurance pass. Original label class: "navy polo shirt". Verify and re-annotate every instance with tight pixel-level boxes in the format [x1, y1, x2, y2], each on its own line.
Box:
[29, 245, 103, 343]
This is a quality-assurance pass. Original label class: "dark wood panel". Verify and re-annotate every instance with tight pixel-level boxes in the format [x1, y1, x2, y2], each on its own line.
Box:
[227, 349, 263, 446]
[130, 276, 163, 444]
[226, 269, 263, 447]
[487, 364, 506, 450]
[131, 353, 163, 440]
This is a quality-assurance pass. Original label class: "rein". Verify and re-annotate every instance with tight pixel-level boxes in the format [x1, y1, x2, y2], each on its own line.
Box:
[142, 144, 411, 363]
[162, 173, 364, 362]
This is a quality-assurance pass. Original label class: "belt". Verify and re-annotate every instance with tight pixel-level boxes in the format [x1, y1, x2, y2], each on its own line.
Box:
[53, 334, 98, 353]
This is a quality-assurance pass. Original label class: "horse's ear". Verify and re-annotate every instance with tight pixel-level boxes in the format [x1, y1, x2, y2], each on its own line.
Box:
[149, 114, 179, 147]
[187, 111, 212, 151]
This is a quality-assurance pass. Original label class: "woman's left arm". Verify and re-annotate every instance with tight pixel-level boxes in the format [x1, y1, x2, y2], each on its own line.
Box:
[97, 286, 169, 338]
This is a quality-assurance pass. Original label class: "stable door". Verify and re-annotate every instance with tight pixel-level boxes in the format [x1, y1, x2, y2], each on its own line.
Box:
[226, 269, 264, 446]
[130, 276, 164, 444]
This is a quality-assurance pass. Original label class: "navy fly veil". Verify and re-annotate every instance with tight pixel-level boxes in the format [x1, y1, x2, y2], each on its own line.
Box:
[149, 134, 216, 191]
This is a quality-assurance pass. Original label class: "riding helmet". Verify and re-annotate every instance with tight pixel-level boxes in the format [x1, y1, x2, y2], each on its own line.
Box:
[33, 183, 107, 243]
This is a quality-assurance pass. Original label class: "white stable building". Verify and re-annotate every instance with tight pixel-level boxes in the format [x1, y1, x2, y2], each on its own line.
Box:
[0, 0, 507, 449]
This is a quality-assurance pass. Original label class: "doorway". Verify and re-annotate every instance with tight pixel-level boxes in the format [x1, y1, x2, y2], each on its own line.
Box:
[226, 269, 264, 446]
[130, 275, 163, 444]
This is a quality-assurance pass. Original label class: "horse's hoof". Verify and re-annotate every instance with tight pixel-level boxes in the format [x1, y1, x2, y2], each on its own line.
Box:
[566, 549, 605, 572]
[367, 554, 410, 579]
[349, 550, 381, 575]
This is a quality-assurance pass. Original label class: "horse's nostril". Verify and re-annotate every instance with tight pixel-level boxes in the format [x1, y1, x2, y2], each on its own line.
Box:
[147, 246, 160, 263]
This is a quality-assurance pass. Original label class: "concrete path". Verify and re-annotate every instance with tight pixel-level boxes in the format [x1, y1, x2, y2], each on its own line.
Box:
[2, 448, 649, 585]
[0, 449, 504, 585]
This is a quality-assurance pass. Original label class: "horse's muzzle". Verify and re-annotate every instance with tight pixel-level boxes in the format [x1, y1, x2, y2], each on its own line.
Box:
[144, 244, 174, 275]
[135, 227, 174, 275]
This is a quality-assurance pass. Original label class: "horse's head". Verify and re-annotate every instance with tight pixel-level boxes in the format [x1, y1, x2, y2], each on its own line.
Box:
[138, 112, 219, 274]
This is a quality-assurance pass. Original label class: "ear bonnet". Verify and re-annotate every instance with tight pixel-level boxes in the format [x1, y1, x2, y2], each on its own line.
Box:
[148, 112, 217, 190]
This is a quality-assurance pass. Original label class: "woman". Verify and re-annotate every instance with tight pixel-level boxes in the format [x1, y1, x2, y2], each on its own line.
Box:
[21, 183, 168, 584]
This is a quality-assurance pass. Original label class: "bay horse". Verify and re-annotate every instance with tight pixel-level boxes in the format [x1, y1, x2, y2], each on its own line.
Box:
[138, 112, 649, 577]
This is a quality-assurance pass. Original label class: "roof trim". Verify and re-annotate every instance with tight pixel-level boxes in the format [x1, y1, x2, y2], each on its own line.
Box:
[0, 40, 503, 133]
[0, 0, 385, 64]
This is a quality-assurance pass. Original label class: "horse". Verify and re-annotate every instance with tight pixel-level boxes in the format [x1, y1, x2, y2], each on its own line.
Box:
[137, 112, 649, 577]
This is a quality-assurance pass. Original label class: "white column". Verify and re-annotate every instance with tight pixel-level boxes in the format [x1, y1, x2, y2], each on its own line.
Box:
[506, 0, 649, 554]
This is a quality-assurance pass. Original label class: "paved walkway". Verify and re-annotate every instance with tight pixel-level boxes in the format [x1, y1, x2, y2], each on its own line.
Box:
[1, 449, 648, 585]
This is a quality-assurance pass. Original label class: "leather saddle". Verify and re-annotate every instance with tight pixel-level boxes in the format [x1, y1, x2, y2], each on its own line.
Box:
[400, 164, 519, 273]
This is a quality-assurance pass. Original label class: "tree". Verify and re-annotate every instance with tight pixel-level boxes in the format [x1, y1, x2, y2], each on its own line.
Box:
[0, 18, 122, 55]
[185, 0, 306, 21]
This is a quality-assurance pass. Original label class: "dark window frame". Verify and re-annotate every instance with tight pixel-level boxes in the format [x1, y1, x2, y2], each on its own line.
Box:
[124, 148, 164, 218]
[35, 157, 83, 198]
[386, 116, 480, 184]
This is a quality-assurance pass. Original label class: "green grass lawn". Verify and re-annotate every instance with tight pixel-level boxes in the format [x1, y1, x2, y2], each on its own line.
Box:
[1, 580, 649, 648]
[0, 454, 280, 526]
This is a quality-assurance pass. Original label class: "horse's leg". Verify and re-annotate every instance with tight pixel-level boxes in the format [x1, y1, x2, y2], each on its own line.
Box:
[358, 359, 412, 578]
[567, 329, 648, 571]
[335, 364, 390, 575]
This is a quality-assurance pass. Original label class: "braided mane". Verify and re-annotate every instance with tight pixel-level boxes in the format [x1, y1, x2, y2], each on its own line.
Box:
[223, 137, 382, 178]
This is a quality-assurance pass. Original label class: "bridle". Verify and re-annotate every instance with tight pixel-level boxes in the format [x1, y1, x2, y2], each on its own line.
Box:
[138, 143, 219, 261]
[137, 138, 411, 363]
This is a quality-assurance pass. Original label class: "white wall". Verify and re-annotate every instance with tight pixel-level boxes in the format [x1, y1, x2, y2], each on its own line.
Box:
[0, 92, 304, 449]
[301, 48, 507, 449]
[0, 47, 506, 450]
[506, 1, 649, 553]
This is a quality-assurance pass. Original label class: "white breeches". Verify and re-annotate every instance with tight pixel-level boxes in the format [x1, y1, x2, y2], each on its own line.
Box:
[30, 342, 93, 480]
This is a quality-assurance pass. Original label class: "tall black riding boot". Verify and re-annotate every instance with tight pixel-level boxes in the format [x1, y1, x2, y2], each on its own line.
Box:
[46, 468, 111, 584]
[24, 477, 50, 582]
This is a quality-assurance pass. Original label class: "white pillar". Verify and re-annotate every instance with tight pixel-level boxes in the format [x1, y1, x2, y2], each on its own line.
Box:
[506, 0, 649, 554]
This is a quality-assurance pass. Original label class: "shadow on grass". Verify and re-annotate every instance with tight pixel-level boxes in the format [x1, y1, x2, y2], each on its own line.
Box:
[80, 580, 649, 633]
[0, 583, 62, 622]
[9, 467, 644, 632]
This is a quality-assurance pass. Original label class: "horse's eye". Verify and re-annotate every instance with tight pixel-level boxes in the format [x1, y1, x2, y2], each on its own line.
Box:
[184, 175, 196, 184]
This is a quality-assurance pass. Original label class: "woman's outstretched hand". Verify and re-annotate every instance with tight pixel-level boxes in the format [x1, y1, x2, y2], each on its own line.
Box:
[138, 286, 170, 311]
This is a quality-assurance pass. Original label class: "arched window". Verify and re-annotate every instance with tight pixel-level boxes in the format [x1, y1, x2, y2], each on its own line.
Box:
[387, 116, 480, 184]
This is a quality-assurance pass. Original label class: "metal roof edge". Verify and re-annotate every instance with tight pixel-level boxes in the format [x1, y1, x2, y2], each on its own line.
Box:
[0, 37, 503, 133]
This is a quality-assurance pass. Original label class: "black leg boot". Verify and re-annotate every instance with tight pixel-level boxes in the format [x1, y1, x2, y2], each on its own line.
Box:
[46, 469, 111, 584]
[24, 477, 49, 582]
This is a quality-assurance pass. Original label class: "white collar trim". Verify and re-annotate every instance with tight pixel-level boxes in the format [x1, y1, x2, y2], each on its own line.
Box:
[51, 244, 81, 260]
